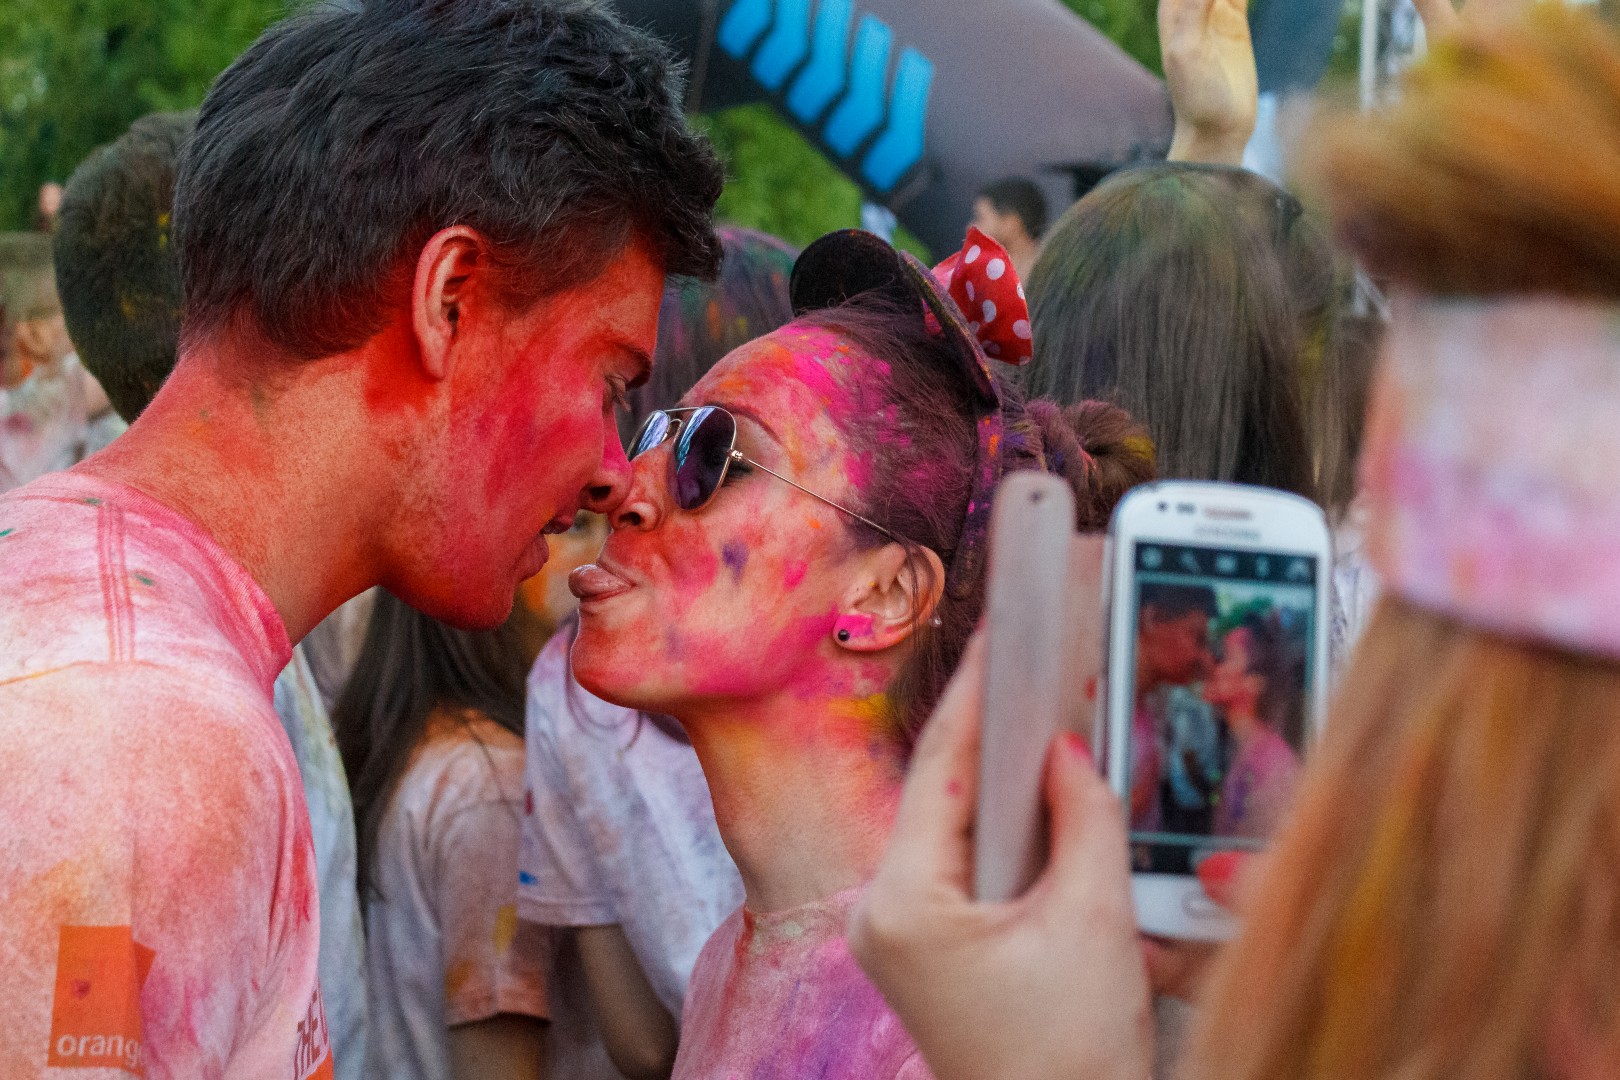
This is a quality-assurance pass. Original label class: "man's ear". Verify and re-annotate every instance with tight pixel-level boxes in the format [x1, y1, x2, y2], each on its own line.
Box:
[411, 226, 486, 381]
[834, 543, 946, 652]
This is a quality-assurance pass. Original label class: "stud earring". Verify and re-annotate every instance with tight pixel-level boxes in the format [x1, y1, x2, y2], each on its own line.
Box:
[836, 628, 851, 643]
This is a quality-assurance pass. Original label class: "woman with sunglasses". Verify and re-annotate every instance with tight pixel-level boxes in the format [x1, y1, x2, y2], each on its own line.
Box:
[568, 228, 1155, 1079]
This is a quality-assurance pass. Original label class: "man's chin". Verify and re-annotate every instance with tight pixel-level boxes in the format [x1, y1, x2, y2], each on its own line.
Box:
[404, 586, 517, 632]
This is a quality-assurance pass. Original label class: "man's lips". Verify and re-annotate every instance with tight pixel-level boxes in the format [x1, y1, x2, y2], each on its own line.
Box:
[569, 561, 632, 602]
[519, 515, 576, 580]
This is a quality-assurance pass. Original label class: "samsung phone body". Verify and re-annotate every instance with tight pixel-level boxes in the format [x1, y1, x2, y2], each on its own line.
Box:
[1100, 481, 1331, 940]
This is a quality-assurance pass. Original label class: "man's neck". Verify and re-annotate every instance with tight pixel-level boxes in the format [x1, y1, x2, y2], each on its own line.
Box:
[681, 685, 906, 915]
[80, 341, 392, 643]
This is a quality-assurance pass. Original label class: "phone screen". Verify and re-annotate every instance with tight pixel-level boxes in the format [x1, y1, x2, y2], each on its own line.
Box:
[1124, 540, 1319, 874]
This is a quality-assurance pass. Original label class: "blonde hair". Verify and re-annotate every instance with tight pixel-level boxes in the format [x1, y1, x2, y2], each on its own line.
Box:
[1191, 10, 1620, 1080]
[1191, 601, 1620, 1080]
[1302, 5, 1620, 299]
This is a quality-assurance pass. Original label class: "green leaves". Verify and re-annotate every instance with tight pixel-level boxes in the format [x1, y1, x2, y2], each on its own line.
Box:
[0, 0, 288, 229]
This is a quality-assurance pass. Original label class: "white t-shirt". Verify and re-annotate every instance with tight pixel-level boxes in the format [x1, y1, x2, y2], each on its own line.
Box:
[0, 472, 330, 1079]
[518, 630, 744, 1017]
[272, 646, 366, 1080]
[363, 712, 549, 1080]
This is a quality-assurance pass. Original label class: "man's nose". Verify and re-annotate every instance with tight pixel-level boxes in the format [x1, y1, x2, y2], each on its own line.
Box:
[580, 432, 633, 516]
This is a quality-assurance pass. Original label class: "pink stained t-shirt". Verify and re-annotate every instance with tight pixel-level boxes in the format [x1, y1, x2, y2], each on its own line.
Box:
[673, 885, 934, 1080]
[0, 472, 331, 1080]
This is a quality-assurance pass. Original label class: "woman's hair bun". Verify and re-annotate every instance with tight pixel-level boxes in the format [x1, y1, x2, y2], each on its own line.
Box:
[1027, 398, 1156, 530]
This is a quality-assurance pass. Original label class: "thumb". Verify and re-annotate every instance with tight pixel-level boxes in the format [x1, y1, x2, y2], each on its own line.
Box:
[1041, 730, 1135, 916]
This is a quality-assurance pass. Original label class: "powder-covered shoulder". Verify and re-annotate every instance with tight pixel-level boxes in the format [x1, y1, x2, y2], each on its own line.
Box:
[0, 658, 305, 830]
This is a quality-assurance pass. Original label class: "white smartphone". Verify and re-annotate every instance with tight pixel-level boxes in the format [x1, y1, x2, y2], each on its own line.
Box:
[1099, 481, 1331, 941]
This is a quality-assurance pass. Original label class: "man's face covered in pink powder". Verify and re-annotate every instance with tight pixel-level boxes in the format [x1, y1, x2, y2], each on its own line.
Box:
[377, 241, 664, 629]
[570, 323, 905, 715]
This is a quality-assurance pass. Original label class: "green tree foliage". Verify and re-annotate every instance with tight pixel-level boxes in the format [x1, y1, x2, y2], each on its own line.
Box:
[0, 0, 1191, 245]
[0, 0, 288, 228]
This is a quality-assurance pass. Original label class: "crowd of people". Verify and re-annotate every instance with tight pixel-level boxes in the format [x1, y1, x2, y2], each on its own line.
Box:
[1, 0, 1617, 1078]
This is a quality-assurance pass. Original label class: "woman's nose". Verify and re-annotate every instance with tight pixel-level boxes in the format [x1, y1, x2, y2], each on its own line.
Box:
[605, 443, 667, 532]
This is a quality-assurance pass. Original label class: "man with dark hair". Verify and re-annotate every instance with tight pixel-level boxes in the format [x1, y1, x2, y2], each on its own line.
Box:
[1131, 581, 1220, 846]
[53, 111, 192, 425]
[970, 176, 1048, 282]
[0, 1, 721, 1076]
[52, 109, 369, 1080]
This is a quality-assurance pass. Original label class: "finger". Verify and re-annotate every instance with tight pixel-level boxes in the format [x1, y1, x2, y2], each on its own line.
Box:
[1040, 727, 1135, 917]
[1410, 0, 1462, 38]
[878, 631, 988, 895]
[1142, 935, 1220, 1002]
[1196, 849, 1269, 914]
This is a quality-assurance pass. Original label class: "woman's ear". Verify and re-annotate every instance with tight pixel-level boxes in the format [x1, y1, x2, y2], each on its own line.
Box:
[833, 542, 946, 652]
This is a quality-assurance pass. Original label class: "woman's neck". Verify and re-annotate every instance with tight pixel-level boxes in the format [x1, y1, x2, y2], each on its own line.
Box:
[682, 689, 906, 914]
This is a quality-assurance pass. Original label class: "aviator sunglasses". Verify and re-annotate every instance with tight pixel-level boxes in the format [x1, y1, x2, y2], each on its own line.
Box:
[629, 406, 903, 543]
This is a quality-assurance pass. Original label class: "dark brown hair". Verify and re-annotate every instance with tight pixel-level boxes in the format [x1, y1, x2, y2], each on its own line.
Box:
[175, 0, 723, 359]
[795, 298, 1156, 748]
[54, 111, 194, 422]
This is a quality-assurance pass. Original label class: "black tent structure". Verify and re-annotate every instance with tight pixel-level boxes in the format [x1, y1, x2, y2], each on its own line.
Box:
[609, 0, 1341, 256]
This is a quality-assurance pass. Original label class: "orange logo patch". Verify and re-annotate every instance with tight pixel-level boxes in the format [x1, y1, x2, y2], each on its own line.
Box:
[47, 925, 155, 1076]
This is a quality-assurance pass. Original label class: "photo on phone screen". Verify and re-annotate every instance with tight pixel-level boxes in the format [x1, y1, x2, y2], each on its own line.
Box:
[1124, 540, 1319, 874]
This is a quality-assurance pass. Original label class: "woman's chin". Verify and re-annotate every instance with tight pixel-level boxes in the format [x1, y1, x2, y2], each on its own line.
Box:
[571, 637, 660, 713]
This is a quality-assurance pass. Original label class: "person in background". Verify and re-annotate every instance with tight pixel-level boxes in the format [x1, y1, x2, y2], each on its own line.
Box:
[1160, 0, 1381, 688]
[51, 108, 369, 1079]
[1130, 583, 1218, 842]
[0, 0, 722, 1075]
[1020, 164, 1328, 503]
[849, 11, 1620, 1080]
[0, 232, 122, 491]
[35, 182, 63, 232]
[1022, 0, 1337, 506]
[333, 592, 549, 1080]
[969, 177, 1046, 283]
[518, 225, 795, 1080]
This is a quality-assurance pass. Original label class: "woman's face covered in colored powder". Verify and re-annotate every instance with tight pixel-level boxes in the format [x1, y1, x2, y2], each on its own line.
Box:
[571, 323, 904, 715]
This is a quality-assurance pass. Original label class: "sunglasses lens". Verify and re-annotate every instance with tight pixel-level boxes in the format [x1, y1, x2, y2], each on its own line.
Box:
[672, 406, 735, 511]
[629, 411, 671, 460]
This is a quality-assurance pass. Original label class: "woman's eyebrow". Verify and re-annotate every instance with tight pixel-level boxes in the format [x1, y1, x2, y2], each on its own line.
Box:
[707, 401, 780, 442]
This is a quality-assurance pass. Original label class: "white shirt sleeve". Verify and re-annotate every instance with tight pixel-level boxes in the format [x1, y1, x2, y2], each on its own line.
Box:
[517, 636, 618, 926]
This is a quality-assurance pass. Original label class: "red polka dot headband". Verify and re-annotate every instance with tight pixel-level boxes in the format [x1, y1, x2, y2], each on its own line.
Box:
[928, 227, 1033, 367]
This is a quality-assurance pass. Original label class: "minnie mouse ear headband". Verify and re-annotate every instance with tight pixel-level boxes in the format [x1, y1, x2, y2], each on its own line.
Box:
[789, 226, 1033, 598]
[1362, 293, 1620, 658]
